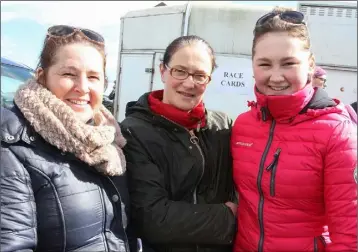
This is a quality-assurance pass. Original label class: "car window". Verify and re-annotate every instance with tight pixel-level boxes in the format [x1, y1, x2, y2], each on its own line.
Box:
[1, 63, 34, 79]
[1, 63, 34, 106]
[1, 75, 27, 93]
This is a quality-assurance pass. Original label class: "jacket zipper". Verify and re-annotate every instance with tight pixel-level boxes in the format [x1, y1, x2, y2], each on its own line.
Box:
[257, 108, 276, 252]
[188, 129, 205, 252]
[160, 116, 205, 204]
[161, 116, 205, 252]
[266, 148, 281, 197]
[188, 129, 205, 204]
[314, 237, 318, 252]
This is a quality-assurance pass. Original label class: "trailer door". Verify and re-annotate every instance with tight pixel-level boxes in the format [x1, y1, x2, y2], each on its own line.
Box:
[115, 53, 155, 122]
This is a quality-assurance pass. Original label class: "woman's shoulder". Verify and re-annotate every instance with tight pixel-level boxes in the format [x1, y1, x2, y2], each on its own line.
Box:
[309, 102, 355, 128]
[120, 112, 161, 150]
[206, 110, 233, 129]
[120, 111, 156, 142]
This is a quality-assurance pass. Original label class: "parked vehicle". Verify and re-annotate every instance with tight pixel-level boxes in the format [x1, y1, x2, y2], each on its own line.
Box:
[103, 81, 116, 113]
[1, 57, 34, 108]
[113, 1, 357, 121]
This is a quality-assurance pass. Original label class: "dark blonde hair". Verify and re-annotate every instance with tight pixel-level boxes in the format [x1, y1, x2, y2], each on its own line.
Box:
[37, 31, 108, 87]
[252, 6, 313, 64]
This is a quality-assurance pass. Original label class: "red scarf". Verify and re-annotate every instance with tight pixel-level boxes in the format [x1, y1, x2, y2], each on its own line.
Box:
[148, 90, 207, 130]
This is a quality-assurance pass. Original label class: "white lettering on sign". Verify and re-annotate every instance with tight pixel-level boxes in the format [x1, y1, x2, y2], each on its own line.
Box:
[211, 66, 254, 95]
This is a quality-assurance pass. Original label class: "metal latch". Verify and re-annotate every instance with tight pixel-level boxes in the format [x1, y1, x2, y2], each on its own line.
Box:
[145, 68, 154, 73]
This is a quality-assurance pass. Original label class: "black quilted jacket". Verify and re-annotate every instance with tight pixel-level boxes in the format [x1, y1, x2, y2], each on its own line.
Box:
[0, 105, 137, 252]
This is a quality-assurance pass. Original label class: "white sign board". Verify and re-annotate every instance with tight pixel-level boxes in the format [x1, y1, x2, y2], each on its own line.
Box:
[211, 65, 254, 95]
[203, 56, 255, 120]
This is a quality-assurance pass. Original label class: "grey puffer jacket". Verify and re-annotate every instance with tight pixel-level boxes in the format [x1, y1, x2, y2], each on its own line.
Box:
[0, 106, 137, 252]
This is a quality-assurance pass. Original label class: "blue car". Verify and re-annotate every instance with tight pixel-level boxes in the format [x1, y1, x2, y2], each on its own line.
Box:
[1, 57, 35, 107]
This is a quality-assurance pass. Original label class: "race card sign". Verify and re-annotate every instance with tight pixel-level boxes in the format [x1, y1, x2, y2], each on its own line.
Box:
[211, 64, 254, 96]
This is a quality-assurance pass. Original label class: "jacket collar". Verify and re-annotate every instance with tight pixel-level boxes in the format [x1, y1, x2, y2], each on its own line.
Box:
[125, 92, 211, 132]
[250, 85, 344, 124]
[253, 84, 315, 123]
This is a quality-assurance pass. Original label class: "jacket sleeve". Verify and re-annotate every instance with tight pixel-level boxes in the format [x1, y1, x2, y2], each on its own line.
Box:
[122, 126, 236, 245]
[324, 120, 357, 251]
[1, 145, 37, 252]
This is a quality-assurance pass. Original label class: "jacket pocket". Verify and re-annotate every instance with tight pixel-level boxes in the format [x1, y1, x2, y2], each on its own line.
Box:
[266, 148, 281, 197]
[314, 236, 327, 252]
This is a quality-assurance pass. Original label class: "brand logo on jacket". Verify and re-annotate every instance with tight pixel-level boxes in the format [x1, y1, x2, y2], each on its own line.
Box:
[236, 141, 253, 147]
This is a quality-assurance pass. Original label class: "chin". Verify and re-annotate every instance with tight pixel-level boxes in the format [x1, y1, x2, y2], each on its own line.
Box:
[260, 87, 294, 96]
[75, 111, 94, 123]
[266, 91, 292, 96]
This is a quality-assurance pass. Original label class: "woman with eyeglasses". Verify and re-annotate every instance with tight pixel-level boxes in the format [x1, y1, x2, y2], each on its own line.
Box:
[120, 35, 237, 252]
[312, 66, 327, 89]
[231, 7, 357, 252]
[1, 25, 136, 251]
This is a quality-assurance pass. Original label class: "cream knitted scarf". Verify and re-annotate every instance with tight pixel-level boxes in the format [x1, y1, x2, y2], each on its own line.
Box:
[14, 79, 126, 176]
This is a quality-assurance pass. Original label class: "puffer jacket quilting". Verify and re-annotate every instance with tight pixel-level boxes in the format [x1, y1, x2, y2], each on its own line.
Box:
[231, 87, 357, 252]
[1, 105, 136, 252]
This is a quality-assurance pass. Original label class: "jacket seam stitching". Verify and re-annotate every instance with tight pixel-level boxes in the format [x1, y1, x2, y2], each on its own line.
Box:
[2, 147, 37, 247]
[2, 199, 34, 206]
[26, 164, 67, 252]
[2, 226, 35, 235]
[324, 121, 345, 156]
[97, 183, 108, 252]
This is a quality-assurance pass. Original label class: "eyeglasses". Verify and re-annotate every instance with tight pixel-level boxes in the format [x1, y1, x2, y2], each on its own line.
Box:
[47, 25, 105, 44]
[256, 10, 306, 27]
[165, 65, 211, 85]
[317, 77, 327, 84]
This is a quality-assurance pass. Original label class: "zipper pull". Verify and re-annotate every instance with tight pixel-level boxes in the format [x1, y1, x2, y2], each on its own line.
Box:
[189, 130, 199, 144]
[266, 148, 281, 171]
[266, 161, 275, 171]
[274, 148, 282, 156]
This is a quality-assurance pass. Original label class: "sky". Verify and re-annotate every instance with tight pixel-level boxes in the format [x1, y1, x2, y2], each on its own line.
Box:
[1, 1, 299, 82]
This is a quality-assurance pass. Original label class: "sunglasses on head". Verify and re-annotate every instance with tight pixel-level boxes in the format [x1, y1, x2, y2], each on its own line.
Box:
[47, 25, 105, 44]
[256, 10, 306, 26]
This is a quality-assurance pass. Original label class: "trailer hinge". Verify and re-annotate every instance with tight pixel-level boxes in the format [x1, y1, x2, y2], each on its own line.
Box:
[145, 68, 154, 73]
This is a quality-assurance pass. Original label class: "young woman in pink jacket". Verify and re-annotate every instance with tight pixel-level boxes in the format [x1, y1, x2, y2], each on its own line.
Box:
[231, 7, 357, 252]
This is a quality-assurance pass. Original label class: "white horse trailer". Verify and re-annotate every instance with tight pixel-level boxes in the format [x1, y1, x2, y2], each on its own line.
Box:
[298, 1, 357, 104]
[113, 1, 357, 121]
